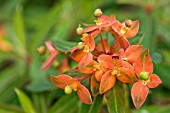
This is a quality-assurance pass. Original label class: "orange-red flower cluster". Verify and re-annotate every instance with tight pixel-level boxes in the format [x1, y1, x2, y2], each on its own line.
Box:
[49, 9, 162, 108]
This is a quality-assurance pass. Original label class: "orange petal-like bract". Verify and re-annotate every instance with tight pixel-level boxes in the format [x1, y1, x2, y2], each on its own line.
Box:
[51, 75, 92, 104]
[134, 49, 153, 77]
[51, 75, 76, 89]
[77, 60, 95, 74]
[124, 20, 139, 38]
[85, 34, 95, 51]
[41, 41, 58, 70]
[77, 84, 93, 104]
[99, 71, 116, 94]
[44, 10, 162, 109]
[147, 74, 162, 88]
[117, 67, 137, 84]
[78, 52, 93, 69]
[98, 55, 113, 69]
[70, 50, 86, 62]
[131, 81, 149, 109]
[95, 69, 104, 82]
[124, 45, 143, 63]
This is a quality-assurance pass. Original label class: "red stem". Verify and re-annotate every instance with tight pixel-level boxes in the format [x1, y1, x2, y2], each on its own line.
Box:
[100, 32, 106, 53]
[92, 52, 99, 57]
[79, 74, 91, 82]
[106, 32, 108, 41]
[94, 48, 101, 54]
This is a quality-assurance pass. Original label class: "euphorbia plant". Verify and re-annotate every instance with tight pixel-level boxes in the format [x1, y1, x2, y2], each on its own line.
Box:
[42, 9, 162, 111]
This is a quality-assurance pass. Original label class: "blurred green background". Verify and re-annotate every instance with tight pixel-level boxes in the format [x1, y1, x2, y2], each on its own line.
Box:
[0, 0, 170, 113]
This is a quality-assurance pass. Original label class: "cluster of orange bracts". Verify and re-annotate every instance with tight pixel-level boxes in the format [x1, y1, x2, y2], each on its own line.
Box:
[43, 9, 162, 109]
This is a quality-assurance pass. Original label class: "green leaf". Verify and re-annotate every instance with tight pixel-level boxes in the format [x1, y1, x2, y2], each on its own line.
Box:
[0, 65, 25, 102]
[29, 3, 61, 55]
[63, 69, 83, 76]
[128, 32, 144, 45]
[88, 94, 103, 113]
[105, 81, 129, 113]
[48, 93, 79, 113]
[27, 83, 55, 92]
[51, 39, 77, 52]
[32, 93, 47, 113]
[13, 5, 26, 49]
[154, 63, 170, 88]
[15, 88, 37, 113]
[133, 105, 170, 113]
[117, 0, 170, 8]
[78, 94, 103, 113]
[0, 102, 24, 113]
[29, 56, 48, 84]
[78, 102, 90, 113]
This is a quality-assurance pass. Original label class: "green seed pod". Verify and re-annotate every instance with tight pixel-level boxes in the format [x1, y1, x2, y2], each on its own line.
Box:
[64, 85, 72, 94]
[125, 19, 132, 28]
[139, 72, 149, 80]
[94, 9, 102, 18]
[37, 46, 46, 55]
[76, 25, 84, 35]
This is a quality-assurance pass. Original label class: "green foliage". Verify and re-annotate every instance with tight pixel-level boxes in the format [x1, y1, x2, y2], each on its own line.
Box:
[78, 94, 103, 113]
[48, 93, 79, 113]
[105, 81, 129, 113]
[15, 88, 37, 113]
[0, 103, 24, 113]
[0, 0, 170, 113]
[51, 38, 76, 52]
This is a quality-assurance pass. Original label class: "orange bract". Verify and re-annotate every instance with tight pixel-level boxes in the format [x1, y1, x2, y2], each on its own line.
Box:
[41, 9, 162, 108]
[51, 75, 92, 104]
[41, 41, 58, 70]
[131, 49, 162, 109]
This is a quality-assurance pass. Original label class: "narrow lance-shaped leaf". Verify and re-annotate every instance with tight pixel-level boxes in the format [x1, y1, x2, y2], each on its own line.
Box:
[13, 5, 26, 49]
[48, 93, 79, 113]
[15, 88, 37, 113]
[51, 39, 77, 52]
[0, 103, 24, 113]
[88, 94, 103, 113]
[105, 81, 129, 113]
[78, 94, 103, 113]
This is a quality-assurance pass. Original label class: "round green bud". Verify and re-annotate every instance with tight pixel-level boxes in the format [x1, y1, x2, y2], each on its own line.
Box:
[64, 85, 72, 94]
[125, 19, 132, 28]
[77, 42, 84, 50]
[94, 9, 102, 18]
[139, 72, 149, 80]
[76, 26, 84, 35]
[37, 46, 46, 55]
[52, 60, 60, 68]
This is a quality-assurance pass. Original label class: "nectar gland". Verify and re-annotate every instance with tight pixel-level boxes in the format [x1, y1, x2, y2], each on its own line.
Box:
[83, 45, 90, 53]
